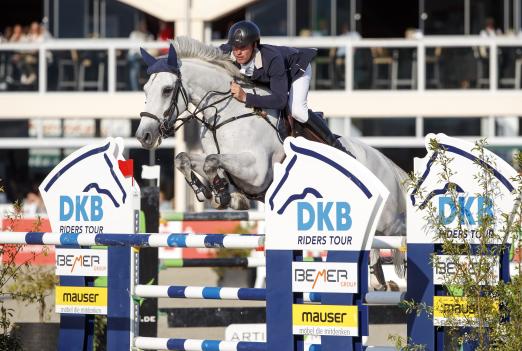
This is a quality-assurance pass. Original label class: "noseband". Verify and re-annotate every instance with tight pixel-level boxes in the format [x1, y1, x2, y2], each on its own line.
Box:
[139, 72, 278, 153]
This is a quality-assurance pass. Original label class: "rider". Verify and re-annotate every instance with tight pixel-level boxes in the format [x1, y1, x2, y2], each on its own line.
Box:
[221, 20, 348, 153]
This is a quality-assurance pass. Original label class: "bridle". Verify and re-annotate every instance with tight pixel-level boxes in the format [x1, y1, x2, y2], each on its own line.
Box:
[139, 70, 279, 154]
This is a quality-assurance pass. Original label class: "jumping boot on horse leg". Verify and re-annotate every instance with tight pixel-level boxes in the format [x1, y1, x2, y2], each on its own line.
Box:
[185, 171, 212, 201]
[305, 110, 352, 155]
[210, 168, 231, 207]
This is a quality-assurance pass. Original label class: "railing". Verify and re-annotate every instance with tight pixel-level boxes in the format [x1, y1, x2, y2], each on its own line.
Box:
[1, 36, 522, 93]
[0, 37, 522, 150]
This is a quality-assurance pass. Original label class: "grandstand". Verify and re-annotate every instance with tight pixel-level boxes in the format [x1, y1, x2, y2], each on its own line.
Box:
[0, 0, 521, 210]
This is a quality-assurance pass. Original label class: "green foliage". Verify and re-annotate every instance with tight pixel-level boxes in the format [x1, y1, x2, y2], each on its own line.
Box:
[7, 266, 58, 322]
[0, 183, 56, 349]
[397, 140, 522, 351]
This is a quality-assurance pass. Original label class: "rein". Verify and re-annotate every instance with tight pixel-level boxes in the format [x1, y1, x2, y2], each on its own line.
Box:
[140, 73, 278, 154]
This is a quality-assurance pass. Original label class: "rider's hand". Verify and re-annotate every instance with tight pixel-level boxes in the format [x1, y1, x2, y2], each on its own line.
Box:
[230, 81, 246, 103]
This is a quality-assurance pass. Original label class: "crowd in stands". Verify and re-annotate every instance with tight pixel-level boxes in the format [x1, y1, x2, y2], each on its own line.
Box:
[0, 21, 52, 90]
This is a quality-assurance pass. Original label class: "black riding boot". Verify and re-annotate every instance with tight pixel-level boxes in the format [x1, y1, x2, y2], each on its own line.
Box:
[306, 110, 352, 156]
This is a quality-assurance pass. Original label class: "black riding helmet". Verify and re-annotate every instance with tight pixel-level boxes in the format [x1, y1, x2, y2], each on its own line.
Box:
[227, 20, 260, 47]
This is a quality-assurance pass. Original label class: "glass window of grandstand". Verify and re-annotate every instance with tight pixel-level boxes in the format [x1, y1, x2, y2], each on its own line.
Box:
[247, 0, 287, 36]
[353, 0, 418, 90]
[292, 0, 355, 90]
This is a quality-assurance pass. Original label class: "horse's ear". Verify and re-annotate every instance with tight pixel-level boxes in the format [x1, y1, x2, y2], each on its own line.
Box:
[140, 47, 157, 67]
[167, 43, 178, 70]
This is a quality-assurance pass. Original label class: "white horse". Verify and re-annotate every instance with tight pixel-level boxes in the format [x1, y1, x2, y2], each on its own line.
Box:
[136, 37, 407, 289]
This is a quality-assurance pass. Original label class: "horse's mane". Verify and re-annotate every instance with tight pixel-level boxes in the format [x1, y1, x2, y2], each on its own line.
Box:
[171, 36, 241, 79]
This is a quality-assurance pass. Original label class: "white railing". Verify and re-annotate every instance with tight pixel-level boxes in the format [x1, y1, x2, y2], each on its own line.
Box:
[1, 36, 522, 93]
[0, 37, 522, 150]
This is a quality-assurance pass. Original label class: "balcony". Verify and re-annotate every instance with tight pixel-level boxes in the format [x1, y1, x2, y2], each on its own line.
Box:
[0, 37, 521, 149]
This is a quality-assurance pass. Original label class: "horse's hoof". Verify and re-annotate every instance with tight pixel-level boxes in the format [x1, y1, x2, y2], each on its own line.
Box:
[230, 192, 250, 210]
[210, 196, 228, 210]
[216, 192, 231, 207]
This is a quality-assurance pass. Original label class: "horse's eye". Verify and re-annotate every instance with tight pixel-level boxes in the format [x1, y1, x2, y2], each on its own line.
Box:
[162, 87, 173, 96]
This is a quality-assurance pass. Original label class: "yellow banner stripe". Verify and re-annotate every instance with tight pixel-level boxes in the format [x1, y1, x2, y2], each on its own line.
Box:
[56, 286, 107, 307]
[433, 296, 498, 319]
[292, 304, 358, 328]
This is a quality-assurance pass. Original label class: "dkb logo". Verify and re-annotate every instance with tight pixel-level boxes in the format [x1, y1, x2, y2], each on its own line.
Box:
[60, 195, 103, 221]
[438, 195, 494, 225]
[297, 201, 352, 231]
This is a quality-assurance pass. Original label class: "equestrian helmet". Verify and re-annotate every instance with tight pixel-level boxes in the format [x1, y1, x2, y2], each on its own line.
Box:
[227, 20, 260, 47]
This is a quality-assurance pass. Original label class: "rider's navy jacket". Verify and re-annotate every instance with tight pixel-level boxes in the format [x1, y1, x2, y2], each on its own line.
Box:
[221, 43, 317, 110]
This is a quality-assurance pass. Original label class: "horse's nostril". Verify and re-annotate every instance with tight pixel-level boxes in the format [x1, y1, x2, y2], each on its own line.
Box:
[144, 132, 152, 145]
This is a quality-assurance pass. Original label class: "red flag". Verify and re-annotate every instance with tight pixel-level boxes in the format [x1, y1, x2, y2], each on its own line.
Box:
[118, 159, 134, 178]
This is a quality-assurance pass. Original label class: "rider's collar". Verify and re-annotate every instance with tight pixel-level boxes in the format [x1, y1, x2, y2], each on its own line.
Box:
[253, 48, 262, 68]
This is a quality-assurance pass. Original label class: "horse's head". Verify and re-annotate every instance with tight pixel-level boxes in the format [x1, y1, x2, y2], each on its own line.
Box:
[136, 44, 189, 149]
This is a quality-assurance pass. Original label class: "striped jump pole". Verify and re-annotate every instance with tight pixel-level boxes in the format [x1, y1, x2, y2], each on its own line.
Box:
[134, 285, 323, 303]
[0, 232, 264, 249]
[134, 337, 323, 351]
[134, 285, 402, 305]
[160, 257, 266, 268]
[0, 231, 402, 250]
[160, 256, 325, 269]
[160, 211, 265, 222]
[134, 337, 269, 351]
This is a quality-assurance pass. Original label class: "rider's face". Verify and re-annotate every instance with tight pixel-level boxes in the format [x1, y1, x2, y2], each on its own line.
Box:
[232, 44, 255, 64]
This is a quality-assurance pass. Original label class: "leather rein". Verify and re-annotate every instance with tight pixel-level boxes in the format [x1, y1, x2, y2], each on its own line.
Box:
[139, 72, 278, 154]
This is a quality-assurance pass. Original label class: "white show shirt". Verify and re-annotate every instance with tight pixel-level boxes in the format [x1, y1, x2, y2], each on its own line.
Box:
[239, 58, 255, 77]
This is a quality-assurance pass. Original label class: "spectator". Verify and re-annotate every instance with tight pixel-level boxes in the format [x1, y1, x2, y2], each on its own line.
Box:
[158, 21, 174, 54]
[128, 20, 153, 91]
[0, 26, 13, 42]
[480, 17, 502, 37]
[23, 190, 46, 217]
[9, 24, 27, 42]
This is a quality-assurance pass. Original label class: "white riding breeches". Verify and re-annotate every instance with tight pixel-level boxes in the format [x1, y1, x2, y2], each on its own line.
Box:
[288, 64, 312, 123]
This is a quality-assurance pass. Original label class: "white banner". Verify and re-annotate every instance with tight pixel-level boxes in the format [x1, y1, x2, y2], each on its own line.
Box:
[292, 261, 358, 293]
[433, 255, 499, 285]
[55, 248, 108, 277]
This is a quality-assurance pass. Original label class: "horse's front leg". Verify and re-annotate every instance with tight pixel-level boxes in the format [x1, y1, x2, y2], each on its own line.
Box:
[175, 152, 212, 202]
[203, 153, 259, 210]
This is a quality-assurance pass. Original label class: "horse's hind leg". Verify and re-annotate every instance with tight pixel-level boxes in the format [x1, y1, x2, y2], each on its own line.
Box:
[175, 152, 211, 202]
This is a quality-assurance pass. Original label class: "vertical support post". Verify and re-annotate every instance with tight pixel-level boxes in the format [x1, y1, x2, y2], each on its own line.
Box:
[489, 42, 498, 91]
[321, 251, 365, 351]
[58, 274, 93, 351]
[407, 244, 435, 351]
[39, 46, 47, 93]
[266, 249, 295, 351]
[108, 46, 116, 93]
[417, 42, 425, 91]
[107, 209, 139, 350]
[139, 186, 159, 336]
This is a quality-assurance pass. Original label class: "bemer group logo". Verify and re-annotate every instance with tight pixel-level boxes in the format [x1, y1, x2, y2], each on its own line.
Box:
[292, 261, 358, 293]
[55, 248, 108, 277]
